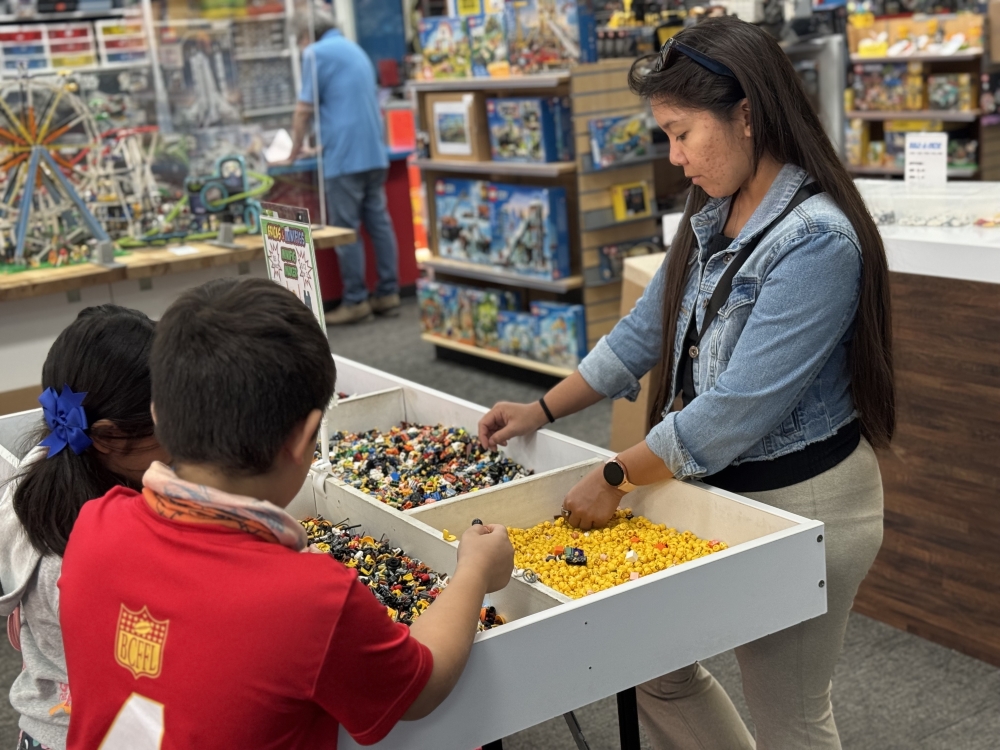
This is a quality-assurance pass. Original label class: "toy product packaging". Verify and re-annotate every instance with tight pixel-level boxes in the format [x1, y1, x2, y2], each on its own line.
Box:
[473, 287, 521, 350]
[590, 234, 662, 285]
[486, 97, 573, 162]
[904, 62, 925, 111]
[488, 182, 571, 280]
[611, 181, 652, 221]
[589, 113, 652, 169]
[506, 0, 598, 75]
[497, 310, 538, 359]
[418, 16, 471, 79]
[439, 282, 462, 339]
[844, 118, 869, 167]
[866, 140, 886, 168]
[851, 64, 906, 112]
[884, 119, 942, 169]
[927, 74, 975, 111]
[455, 287, 479, 345]
[434, 178, 492, 264]
[948, 138, 978, 168]
[467, 13, 510, 77]
[418, 279, 445, 335]
[530, 301, 587, 369]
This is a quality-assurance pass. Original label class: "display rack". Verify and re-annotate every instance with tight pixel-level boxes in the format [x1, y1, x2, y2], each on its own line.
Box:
[413, 58, 679, 377]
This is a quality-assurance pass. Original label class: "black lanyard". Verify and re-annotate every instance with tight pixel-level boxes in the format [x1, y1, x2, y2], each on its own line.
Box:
[679, 182, 823, 405]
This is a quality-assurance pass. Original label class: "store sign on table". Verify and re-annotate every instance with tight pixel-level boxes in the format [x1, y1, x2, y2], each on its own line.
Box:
[905, 132, 948, 184]
[260, 202, 325, 331]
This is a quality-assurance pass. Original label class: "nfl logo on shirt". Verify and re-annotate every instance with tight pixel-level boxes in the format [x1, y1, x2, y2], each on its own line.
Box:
[115, 604, 169, 679]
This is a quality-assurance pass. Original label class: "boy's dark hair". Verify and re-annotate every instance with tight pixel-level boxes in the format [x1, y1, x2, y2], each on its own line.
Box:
[151, 277, 336, 475]
[13, 305, 156, 556]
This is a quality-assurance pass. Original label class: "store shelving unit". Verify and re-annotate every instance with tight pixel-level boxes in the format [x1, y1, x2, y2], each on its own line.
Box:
[847, 109, 980, 122]
[847, 164, 979, 178]
[412, 59, 679, 378]
[849, 49, 983, 64]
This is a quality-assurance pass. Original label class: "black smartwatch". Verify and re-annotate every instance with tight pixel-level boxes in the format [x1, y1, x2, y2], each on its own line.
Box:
[603, 457, 637, 492]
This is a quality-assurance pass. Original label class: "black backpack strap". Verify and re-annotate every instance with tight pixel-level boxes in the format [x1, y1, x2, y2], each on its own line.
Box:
[695, 182, 823, 345]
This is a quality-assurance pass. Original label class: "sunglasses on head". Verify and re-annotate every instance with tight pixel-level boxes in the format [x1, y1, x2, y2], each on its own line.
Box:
[657, 37, 738, 80]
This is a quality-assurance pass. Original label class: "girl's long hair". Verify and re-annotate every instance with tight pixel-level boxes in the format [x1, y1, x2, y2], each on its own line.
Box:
[12, 305, 156, 556]
[630, 16, 894, 448]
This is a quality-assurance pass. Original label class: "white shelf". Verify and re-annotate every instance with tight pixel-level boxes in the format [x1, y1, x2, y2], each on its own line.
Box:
[234, 48, 290, 61]
[415, 158, 575, 178]
[243, 103, 295, 117]
[849, 49, 982, 64]
[847, 109, 980, 123]
[0, 8, 139, 22]
[421, 334, 575, 377]
[420, 256, 583, 293]
[847, 164, 978, 178]
[409, 72, 570, 92]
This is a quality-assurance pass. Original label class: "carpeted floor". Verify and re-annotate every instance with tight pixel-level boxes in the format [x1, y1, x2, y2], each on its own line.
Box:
[2, 297, 998, 749]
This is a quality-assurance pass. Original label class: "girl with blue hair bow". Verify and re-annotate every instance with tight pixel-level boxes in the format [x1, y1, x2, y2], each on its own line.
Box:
[0, 305, 170, 750]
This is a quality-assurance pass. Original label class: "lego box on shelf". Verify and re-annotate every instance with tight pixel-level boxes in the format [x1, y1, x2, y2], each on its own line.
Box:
[497, 309, 538, 359]
[506, 0, 598, 75]
[418, 279, 445, 335]
[474, 287, 521, 350]
[530, 301, 587, 369]
[589, 113, 653, 169]
[418, 16, 471, 79]
[434, 178, 492, 264]
[488, 182, 571, 280]
[467, 12, 510, 77]
[486, 97, 573, 163]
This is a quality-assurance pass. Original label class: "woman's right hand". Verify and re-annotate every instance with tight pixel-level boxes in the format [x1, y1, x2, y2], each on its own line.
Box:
[478, 401, 548, 449]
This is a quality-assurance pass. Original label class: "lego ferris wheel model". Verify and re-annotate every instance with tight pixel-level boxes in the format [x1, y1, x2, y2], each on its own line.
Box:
[0, 75, 120, 265]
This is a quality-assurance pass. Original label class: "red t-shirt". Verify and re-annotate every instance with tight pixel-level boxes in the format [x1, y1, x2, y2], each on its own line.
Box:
[59, 487, 433, 749]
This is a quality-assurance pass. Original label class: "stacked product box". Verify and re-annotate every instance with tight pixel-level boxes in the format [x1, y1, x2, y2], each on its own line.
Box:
[434, 178, 571, 281]
[486, 96, 574, 163]
[530, 301, 588, 369]
[488, 182, 571, 280]
[467, 12, 509, 77]
[418, 278, 522, 351]
[434, 178, 492, 265]
[497, 310, 537, 359]
[589, 113, 653, 169]
[418, 16, 471, 79]
[506, 0, 598, 74]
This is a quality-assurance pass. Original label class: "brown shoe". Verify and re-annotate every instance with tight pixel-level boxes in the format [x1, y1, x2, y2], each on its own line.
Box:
[324, 300, 373, 325]
[370, 293, 401, 316]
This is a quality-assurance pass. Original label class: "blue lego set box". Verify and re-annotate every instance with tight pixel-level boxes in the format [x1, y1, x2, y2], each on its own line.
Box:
[588, 113, 652, 169]
[530, 301, 587, 369]
[467, 13, 510, 77]
[418, 16, 471, 79]
[434, 178, 492, 264]
[487, 182, 571, 280]
[497, 310, 538, 359]
[506, 0, 597, 75]
[486, 96, 573, 163]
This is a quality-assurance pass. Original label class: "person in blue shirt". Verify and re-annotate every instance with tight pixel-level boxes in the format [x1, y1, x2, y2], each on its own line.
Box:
[479, 17, 893, 750]
[289, 6, 400, 324]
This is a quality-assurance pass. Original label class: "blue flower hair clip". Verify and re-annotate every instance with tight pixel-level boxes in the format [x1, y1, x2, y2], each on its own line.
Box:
[38, 384, 93, 458]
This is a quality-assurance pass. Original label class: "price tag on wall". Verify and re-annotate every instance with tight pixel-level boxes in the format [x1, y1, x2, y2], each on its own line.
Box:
[905, 132, 948, 184]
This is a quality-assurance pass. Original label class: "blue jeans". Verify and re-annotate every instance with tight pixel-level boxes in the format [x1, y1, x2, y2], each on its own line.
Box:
[324, 169, 399, 305]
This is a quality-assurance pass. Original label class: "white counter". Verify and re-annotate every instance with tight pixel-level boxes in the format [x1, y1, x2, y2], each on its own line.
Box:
[881, 225, 1000, 285]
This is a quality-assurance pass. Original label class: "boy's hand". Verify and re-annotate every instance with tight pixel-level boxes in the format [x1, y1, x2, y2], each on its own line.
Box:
[456, 524, 514, 593]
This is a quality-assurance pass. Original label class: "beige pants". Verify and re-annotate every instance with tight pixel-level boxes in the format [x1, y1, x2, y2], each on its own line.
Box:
[637, 438, 884, 750]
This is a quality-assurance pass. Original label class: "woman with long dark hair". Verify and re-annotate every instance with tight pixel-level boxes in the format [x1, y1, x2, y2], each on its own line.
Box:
[479, 16, 892, 749]
[0, 305, 169, 750]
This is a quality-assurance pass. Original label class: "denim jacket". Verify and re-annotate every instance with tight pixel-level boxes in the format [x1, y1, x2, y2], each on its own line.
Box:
[579, 164, 861, 480]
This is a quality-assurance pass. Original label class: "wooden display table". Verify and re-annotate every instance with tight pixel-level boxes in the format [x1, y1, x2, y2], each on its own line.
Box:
[0, 227, 356, 414]
[606, 224, 1000, 668]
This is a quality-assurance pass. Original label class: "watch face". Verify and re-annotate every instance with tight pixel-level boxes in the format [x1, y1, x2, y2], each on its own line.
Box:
[604, 460, 625, 487]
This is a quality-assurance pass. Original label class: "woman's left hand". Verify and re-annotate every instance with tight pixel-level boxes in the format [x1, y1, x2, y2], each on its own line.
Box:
[562, 466, 626, 530]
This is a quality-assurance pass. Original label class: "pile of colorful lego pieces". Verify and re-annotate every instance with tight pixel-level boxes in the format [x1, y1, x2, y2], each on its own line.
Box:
[326, 423, 531, 510]
[300, 516, 503, 630]
[508, 510, 728, 599]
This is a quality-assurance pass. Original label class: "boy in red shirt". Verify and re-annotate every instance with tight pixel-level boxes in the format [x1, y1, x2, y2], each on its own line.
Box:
[58, 278, 514, 749]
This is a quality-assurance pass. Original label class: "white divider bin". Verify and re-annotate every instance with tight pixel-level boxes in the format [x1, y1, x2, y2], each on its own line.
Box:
[314, 361, 828, 750]
[310, 461, 827, 750]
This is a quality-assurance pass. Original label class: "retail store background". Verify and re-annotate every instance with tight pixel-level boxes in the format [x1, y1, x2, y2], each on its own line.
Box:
[3, 298, 997, 749]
